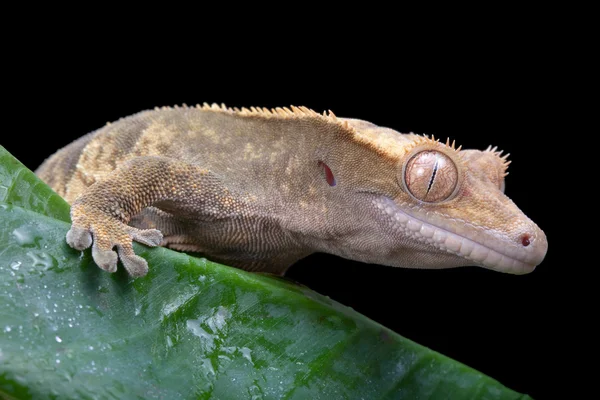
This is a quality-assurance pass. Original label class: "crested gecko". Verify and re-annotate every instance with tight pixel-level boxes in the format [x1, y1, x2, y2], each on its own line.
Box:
[36, 104, 548, 277]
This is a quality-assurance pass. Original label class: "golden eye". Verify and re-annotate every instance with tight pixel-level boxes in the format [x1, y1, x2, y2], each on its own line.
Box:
[404, 150, 458, 202]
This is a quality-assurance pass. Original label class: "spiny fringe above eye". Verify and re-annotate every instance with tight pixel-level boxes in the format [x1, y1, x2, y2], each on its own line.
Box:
[484, 145, 510, 161]
[411, 134, 463, 153]
[484, 145, 511, 176]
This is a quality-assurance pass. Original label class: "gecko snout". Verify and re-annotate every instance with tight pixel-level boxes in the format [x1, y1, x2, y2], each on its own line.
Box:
[516, 225, 548, 272]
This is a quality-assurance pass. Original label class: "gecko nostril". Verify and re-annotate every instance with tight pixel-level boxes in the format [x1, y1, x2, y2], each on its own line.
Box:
[521, 234, 531, 247]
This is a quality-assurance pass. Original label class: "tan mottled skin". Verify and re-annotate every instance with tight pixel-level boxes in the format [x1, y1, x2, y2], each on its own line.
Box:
[36, 104, 547, 277]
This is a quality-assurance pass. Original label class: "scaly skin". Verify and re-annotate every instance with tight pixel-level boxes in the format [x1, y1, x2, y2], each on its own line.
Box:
[35, 104, 547, 277]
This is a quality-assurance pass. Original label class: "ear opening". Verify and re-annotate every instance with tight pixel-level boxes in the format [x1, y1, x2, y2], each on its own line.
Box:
[318, 160, 336, 186]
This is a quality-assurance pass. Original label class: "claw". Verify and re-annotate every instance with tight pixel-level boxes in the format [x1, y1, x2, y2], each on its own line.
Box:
[66, 226, 92, 250]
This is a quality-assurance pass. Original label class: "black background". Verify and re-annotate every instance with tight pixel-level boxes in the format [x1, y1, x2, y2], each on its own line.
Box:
[3, 30, 576, 399]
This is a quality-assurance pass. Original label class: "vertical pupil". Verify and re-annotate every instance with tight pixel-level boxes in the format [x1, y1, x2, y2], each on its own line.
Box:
[403, 150, 458, 202]
[426, 156, 439, 196]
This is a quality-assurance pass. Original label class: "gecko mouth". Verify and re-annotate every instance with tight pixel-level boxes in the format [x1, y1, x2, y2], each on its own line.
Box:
[374, 197, 546, 274]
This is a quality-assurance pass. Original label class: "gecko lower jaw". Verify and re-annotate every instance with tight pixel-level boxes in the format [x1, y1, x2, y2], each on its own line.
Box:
[374, 197, 547, 274]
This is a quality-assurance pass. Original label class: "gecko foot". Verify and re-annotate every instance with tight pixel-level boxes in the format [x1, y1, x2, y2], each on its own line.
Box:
[67, 204, 163, 277]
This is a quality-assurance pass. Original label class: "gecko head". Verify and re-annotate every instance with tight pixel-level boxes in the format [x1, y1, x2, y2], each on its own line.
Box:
[356, 131, 548, 274]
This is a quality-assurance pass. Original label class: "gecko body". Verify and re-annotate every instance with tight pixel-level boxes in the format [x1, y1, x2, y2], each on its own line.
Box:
[36, 104, 547, 277]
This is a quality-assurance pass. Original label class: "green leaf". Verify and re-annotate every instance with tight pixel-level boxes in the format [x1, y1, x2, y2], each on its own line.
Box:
[0, 148, 70, 223]
[0, 145, 531, 399]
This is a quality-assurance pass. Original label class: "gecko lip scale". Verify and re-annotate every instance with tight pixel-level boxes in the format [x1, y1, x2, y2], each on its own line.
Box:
[374, 197, 547, 274]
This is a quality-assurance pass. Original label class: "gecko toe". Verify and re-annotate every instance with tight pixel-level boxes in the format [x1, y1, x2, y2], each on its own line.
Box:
[119, 252, 149, 277]
[92, 246, 118, 273]
[129, 227, 163, 247]
[66, 226, 93, 250]
[117, 242, 149, 277]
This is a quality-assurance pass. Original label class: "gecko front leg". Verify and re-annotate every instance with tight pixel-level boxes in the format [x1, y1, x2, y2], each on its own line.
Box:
[66, 156, 234, 277]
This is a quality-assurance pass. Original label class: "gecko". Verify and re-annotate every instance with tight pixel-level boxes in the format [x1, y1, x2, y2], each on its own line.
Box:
[35, 104, 547, 277]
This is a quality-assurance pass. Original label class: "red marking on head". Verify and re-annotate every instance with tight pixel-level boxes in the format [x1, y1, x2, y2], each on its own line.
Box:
[521, 235, 531, 247]
[318, 160, 336, 186]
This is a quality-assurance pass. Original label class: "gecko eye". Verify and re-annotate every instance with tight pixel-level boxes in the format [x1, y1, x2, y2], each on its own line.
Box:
[403, 150, 458, 202]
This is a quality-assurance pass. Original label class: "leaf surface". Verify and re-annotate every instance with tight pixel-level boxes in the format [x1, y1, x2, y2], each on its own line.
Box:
[0, 145, 530, 399]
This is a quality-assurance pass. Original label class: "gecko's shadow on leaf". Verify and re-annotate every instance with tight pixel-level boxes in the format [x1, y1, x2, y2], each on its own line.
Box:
[78, 249, 134, 299]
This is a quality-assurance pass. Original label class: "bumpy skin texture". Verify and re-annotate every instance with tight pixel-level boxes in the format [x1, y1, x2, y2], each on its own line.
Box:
[36, 104, 547, 277]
